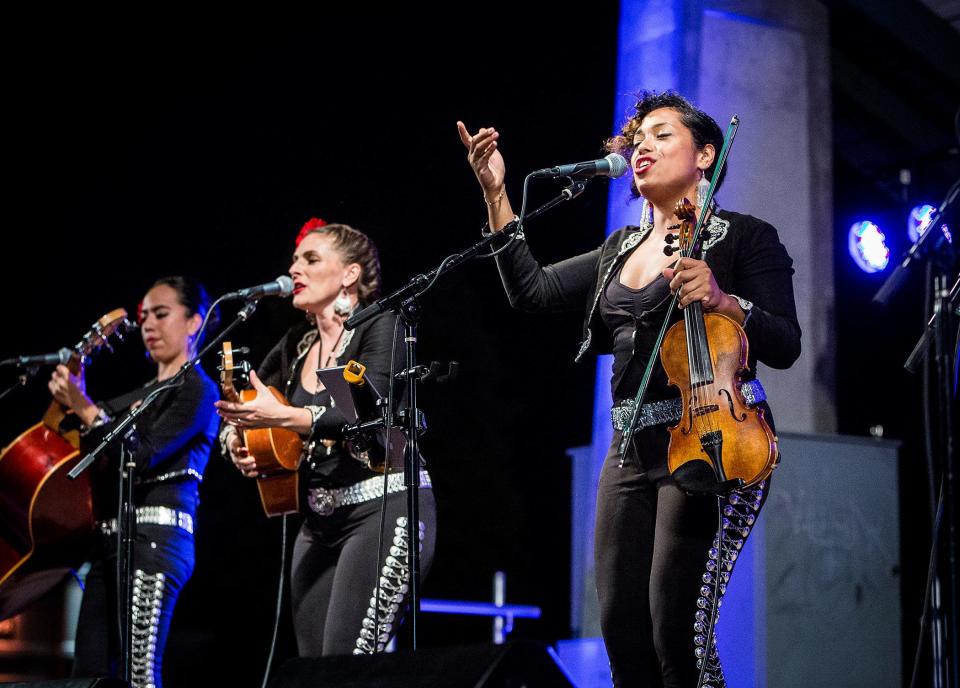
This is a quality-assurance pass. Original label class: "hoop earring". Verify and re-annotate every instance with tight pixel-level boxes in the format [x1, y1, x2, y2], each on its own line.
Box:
[333, 289, 353, 317]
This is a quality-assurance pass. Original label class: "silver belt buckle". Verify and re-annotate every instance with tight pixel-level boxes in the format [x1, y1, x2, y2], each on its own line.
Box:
[308, 488, 336, 516]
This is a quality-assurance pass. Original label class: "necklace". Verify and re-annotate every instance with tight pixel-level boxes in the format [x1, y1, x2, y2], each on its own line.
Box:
[321, 326, 346, 368]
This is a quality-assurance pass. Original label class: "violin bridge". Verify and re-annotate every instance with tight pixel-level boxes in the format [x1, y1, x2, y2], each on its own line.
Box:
[692, 404, 719, 418]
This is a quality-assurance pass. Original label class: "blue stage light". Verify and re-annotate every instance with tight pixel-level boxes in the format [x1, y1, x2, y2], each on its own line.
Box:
[848, 221, 890, 273]
[908, 204, 952, 244]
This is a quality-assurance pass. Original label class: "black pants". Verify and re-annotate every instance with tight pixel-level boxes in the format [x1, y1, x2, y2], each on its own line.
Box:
[594, 429, 768, 688]
[72, 524, 194, 688]
[290, 487, 437, 656]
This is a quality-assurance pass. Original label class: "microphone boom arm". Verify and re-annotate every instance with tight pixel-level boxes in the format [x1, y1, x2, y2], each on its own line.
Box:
[345, 181, 587, 331]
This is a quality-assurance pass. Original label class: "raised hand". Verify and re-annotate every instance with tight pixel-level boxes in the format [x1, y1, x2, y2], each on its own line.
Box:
[457, 121, 506, 201]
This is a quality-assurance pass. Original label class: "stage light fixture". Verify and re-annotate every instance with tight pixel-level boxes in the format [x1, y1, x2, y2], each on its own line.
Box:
[908, 203, 952, 244]
[848, 220, 890, 273]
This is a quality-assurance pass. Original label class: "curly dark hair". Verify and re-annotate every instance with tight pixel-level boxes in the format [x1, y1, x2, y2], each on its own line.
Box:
[300, 223, 382, 305]
[604, 90, 727, 198]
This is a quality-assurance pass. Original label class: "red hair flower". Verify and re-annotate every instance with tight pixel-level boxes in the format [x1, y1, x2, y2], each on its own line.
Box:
[295, 217, 328, 246]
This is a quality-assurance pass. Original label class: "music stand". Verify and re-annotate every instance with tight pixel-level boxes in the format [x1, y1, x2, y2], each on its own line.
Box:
[315, 365, 406, 471]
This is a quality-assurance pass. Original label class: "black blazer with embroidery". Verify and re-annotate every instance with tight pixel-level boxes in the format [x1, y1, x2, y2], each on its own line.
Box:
[493, 209, 801, 375]
[257, 311, 403, 441]
[86, 365, 219, 517]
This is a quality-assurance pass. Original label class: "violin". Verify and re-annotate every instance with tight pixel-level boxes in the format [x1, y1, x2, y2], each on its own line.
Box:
[659, 199, 777, 492]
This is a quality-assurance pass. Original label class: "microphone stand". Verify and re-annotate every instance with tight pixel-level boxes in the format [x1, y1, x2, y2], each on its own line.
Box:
[875, 180, 959, 688]
[0, 365, 39, 403]
[67, 297, 263, 684]
[345, 180, 587, 650]
[904, 270, 959, 688]
[874, 180, 958, 308]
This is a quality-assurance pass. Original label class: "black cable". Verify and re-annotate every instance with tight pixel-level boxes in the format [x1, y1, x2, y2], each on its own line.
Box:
[953, 104, 959, 147]
[416, 253, 460, 298]
[114, 444, 127, 657]
[373, 315, 403, 652]
[924, 261, 938, 524]
[193, 294, 227, 352]
[696, 496, 725, 688]
[953, 319, 959, 398]
[261, 514, 287, 688]
[477, 175, 533, 260]
[259, 324, 321, 680]
[909, 479, 945, 688]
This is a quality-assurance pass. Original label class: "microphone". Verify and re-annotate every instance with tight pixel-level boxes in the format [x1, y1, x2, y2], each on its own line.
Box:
[223, 276, 295, 301]
[1, 347, 73, 367]
[531, 153, 628, 179]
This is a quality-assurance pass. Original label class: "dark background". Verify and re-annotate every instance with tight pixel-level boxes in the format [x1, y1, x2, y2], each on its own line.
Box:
[1, 5, 958, 687]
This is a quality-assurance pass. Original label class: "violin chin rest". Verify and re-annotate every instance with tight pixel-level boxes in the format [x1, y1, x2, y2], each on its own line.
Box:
[673, 459, 725, 496]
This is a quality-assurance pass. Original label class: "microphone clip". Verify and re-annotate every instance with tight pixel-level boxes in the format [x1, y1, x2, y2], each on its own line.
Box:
[396, 360, 460, 385]
[562, 181, 587, 201]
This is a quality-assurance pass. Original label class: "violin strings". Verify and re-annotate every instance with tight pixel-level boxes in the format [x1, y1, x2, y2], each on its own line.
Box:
[685, 250, 718, 474]
[696, 305, 715, 440]
[679, 199, 724, 478]
[686, 299, 706, 441]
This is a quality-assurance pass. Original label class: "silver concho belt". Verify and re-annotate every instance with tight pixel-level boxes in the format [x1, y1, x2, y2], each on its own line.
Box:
[307, 470, 432, 517]
[611, 379, 767, 432]
[98, 506, 194, 536]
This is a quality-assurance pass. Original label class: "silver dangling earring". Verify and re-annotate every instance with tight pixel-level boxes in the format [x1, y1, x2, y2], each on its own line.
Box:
[696, 171, 710, 210]
[640, 197, 653, 231]
[333, 289, 353, 317]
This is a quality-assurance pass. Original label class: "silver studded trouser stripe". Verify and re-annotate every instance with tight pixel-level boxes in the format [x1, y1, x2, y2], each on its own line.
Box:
[353, 516, 426, 655]
[693, 480, 766, 688]
[130, 569, 166, 688]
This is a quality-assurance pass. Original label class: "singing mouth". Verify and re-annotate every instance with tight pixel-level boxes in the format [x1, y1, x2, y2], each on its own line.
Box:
[635, 158, 654, 174]
[293, 283, 306, 295]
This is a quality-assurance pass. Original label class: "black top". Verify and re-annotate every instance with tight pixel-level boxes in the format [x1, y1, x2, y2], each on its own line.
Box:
[84, 365, 220, 519]
[493, 208, 802, 407]
[601, 268, 674, 402]
[257, 311, 404, 488]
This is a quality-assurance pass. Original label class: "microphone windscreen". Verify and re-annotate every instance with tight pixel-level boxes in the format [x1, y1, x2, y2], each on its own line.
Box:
[605, 153, 629, 178]
[275, 275, 295, 296]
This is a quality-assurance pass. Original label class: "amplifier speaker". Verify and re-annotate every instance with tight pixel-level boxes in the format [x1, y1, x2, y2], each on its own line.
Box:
[268, 641, 574, 688]
[0, 680, 129, 687]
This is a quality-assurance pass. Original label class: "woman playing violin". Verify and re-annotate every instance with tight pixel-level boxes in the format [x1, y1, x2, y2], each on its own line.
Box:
[458, 91, 800, 687]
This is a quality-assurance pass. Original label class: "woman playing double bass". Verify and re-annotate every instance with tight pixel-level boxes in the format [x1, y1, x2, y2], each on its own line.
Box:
[458, 91, 800, 686]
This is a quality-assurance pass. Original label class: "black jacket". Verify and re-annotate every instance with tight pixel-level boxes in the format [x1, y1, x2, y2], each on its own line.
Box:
[87, 365, 219, 517]
[257, 311, 403, 440]
[255, 311, 406, 486]
[494, 209, 802, 375]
